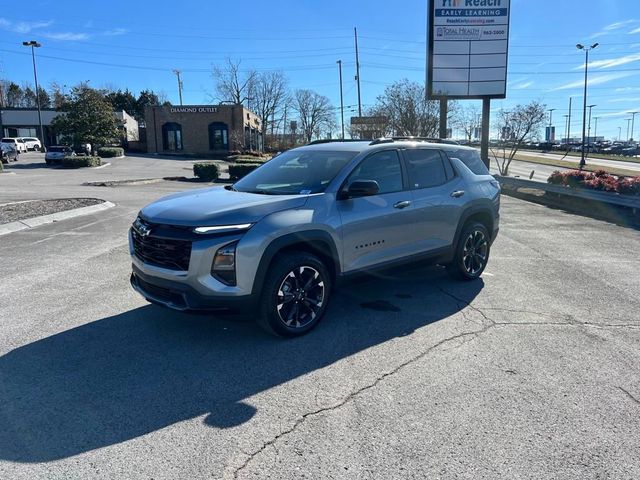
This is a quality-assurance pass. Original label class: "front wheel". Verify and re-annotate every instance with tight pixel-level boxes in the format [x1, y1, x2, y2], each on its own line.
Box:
[446, 222, 491, 281]
[257, 252, 331, 337]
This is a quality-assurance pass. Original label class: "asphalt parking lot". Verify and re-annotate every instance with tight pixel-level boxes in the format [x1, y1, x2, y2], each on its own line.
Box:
[1, 152, 639, 479]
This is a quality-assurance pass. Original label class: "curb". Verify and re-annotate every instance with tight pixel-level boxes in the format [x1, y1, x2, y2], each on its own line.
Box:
[0, 201, 116, 236]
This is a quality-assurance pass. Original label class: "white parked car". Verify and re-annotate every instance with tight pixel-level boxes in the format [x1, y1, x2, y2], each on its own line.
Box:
[20, 137, 42, 151]
[1, 137, 27, 153]
[45, 145, 75, 165]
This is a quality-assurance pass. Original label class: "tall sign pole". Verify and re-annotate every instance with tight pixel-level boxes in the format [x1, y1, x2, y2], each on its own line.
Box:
[427, 0, 511, 167]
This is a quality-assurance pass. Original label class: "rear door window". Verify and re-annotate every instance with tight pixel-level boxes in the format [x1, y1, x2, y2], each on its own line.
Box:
[403, 149, 448, 189]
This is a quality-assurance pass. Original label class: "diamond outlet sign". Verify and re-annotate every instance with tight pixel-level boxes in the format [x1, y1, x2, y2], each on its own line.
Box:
[427, 0, 511, 99]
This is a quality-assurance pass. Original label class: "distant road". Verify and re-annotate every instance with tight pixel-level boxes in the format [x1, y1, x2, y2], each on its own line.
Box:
[517, 150, 640, 173]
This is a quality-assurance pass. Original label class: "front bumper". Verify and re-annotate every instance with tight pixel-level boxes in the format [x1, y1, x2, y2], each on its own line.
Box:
[131, 265, 257, 313]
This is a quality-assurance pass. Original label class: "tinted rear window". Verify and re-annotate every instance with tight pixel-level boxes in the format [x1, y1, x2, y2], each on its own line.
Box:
[447, 149, 489, 175]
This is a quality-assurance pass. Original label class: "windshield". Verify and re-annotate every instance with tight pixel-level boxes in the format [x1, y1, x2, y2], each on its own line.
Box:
[233, 149, 356, 195]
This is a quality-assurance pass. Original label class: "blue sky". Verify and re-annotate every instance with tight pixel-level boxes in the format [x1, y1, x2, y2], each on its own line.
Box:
[1, 0, 639, 140]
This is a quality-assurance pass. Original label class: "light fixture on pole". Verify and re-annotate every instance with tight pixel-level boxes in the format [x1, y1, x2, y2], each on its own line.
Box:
[22, 40, 44, 147]
[576, 42, 598, 168]
[337, 60, 345, 140]
[629, 111, 639, 143]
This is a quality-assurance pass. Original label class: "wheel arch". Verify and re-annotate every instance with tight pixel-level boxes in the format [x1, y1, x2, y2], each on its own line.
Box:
[251, 230, 340, 297]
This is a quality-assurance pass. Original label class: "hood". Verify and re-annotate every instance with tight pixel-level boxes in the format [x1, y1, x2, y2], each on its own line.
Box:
[140, 186, 309, 227]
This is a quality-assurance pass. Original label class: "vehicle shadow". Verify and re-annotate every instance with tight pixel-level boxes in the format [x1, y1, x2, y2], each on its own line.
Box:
[0, 266, 483, 463]
[4, 162, 52, 170]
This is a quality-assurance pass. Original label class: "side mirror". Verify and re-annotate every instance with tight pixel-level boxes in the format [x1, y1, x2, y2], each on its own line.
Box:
[346, 179, 380, 198]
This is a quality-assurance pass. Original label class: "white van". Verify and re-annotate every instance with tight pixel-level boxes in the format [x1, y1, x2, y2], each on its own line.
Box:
[1, 137, 27, 153]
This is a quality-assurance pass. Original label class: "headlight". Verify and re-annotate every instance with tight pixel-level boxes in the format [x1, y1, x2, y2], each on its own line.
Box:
[194, 223, 252, 234]
[211, 242, 237, 285]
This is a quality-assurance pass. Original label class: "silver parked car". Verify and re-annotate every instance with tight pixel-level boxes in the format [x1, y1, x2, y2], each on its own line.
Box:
[45, 145, 74, 165]
[130, 138, 500, 337]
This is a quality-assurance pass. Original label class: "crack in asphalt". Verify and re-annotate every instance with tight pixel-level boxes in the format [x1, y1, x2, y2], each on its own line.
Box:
[230, 292, 639, 478]
[231, 328, 490, 478]
[618, 387, 640, 405]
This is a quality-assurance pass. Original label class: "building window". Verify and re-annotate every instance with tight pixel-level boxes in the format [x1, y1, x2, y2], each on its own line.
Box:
[162, 122, 182, 151]
[208, 122, 229, 150]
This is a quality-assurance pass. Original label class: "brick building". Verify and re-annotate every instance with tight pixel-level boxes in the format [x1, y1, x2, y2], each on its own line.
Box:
[144, 104, 262, 155]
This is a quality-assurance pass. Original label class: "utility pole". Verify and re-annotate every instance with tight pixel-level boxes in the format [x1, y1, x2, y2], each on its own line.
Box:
[586, 104, 596, 146]
[626, 118, 632, 142]
[618, 126, 622, 141]
[337, 60, 345, 139]
[354, 27, 362, 117]
[566, 97, 572, 150]
[564, 114, 570, 144]
[172, 69, 183, 106]
[629, 111, 639, 142]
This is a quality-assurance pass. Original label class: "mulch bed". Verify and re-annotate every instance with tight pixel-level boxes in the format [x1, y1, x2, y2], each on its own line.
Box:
[0, 198, 103, 224]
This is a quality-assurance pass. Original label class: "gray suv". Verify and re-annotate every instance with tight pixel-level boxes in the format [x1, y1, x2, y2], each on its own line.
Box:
[130, 139, 500, 337]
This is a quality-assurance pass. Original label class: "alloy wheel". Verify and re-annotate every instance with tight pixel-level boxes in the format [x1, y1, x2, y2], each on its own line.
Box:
[276, 266, 325, 328]
[462, 230, 488, 275]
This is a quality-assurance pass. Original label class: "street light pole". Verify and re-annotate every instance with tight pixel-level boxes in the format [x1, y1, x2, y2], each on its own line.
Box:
[547, 108, 556, 142]
[626, 118, 632, 142]
[22, 40, 44, 147]
[629, 111, 639, 143]
[593, 116, 599, 142]
[576, 43, 598, 168]
[337, 60, 345, 139]
[563, 114, 570, 145]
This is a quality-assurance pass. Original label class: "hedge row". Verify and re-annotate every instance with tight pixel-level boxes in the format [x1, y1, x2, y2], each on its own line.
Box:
[62, 156, 102, 168]
[193, 162, 219, 181]
[97, 147, 124, 158]
[547, 169, 640, 196]
[228, 163, 261, 180]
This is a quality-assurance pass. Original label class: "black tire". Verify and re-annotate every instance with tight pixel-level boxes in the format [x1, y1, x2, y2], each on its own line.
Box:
[257, 252, 332, 337]
[446, 222, 491, 281]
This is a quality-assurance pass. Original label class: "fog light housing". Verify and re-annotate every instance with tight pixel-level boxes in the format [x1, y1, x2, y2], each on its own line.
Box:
[212, 242, 237, 285]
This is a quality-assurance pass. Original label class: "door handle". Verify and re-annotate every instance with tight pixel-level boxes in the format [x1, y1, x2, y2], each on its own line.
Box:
[451, 190, 465, 198]
[393, 200, 411, 209]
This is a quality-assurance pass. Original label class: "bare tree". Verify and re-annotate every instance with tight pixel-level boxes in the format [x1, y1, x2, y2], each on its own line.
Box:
[292, 89, 336, 142]
[212, 58, 257, 106]
[369, 79, 439, 137]
[491, 101, 547, 176]
[453, 103, 480, 143]
[251, 71, 289, 147]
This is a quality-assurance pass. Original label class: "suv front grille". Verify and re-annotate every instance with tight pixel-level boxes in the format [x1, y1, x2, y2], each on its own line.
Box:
[132, 225, 192, 271]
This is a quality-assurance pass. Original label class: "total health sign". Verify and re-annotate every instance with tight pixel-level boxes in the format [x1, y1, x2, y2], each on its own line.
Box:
[427, 0, 511, 99]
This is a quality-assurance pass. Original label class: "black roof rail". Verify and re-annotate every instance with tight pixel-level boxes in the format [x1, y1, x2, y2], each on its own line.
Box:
[369, 136, 460, 146]
[307, 139, 369, 145]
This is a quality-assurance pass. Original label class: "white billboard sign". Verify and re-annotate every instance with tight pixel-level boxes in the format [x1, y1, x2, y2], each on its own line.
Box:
[427, 0, 511, 99]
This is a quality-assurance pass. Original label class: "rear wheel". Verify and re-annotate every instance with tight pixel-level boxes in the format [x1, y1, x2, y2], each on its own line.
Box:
[446, 222, 490, 281]
[257, 252, 331, 337]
